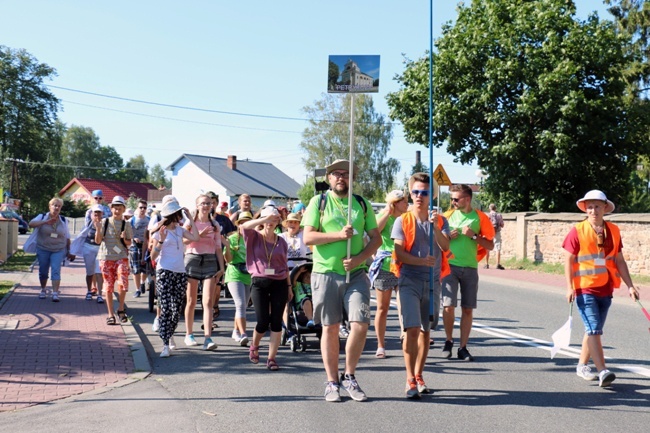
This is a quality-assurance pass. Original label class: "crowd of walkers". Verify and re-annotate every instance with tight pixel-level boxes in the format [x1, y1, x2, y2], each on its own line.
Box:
[27, 164, 641, 400]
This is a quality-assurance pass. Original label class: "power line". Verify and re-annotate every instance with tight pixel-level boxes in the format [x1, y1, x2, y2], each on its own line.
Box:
[3, 158, 143, 171]
[49, 84, 401, 126]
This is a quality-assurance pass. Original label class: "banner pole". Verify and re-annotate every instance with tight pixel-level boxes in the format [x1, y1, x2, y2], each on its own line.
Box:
[346, 93, 356, 283]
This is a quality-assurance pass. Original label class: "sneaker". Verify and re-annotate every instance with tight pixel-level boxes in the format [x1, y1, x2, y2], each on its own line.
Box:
[576, 364, 598, 381]
[324, 381, 341, 402]
[239, 335, 249, 347]
[442, 340, 453, 359]
[184, 334, 199, 347]
[405, 378, 420, 399]
[39, 291, 46, 300]
[339, 325, 350, 339]
[306, 320, 315, 328]
[599, 369, 616, 387]
[483, 264, 489, 269]
[52, 292, 60, 303]
[458, 346, 474, 361]
[232, 329, 241, 341]
[97, 295, 104, 304]
[203, 337, 217, 351]
[133, 290, 141, 298]
[160, 345, 171, 358]
[85, 292, 93, 301]
[497, 264, 505, 270]
[169, 336, 177, 350]
[415, 374, 430, 394]
[140, 283, 146, 294]
[152, 317, 160, 332]
[340, 373, 367, 402]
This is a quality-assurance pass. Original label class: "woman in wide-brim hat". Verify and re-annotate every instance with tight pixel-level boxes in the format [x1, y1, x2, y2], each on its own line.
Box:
[224, 211, 254, 346]
[150, 200, 200, 358]
[562, 190, 640, 387]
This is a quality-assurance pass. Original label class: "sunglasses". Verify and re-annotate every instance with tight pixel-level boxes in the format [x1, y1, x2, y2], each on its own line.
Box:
[138, 206, 147, 209]
[451, 196, 469, 202]
[411, 189, 429, 197]
[94, 197, 103, 200]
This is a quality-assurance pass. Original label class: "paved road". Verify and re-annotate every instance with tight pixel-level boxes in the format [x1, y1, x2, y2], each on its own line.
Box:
[1, 266, 648, 432]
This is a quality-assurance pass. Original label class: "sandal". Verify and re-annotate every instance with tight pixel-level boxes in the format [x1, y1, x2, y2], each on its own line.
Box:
[117, 310, 128, 323]
[213, 305, 220, 319]
[266, 358, 279, 371]
[106, 316, 116, 325]
[375, 347, 386, 359]
[249, 345, 259, 364]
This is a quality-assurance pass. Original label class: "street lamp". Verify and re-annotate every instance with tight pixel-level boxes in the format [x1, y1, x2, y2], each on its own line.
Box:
[475, 169, 487, 210]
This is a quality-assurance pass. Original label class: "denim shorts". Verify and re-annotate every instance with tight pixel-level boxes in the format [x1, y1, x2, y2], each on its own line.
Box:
[576, 294, 612, 336]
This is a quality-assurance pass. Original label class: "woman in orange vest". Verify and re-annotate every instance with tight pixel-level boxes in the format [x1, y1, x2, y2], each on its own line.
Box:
[562, 190, 640, 387]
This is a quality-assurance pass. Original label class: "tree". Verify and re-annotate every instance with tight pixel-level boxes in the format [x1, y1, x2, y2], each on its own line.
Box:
[61, 125, 124, 180]
[0, 46, 64, 211]
[300, 93, 400, 202]
[147, 163, 171, 188]
[387, 0, 641, 212]
[328, 61, 340, 91]
[119, 154, 148, 182]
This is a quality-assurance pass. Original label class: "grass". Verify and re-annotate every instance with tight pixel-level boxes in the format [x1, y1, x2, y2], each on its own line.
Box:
[500, 258, 650, 285]
[0, 250, 36, 272]
[0, 280, 14, 302]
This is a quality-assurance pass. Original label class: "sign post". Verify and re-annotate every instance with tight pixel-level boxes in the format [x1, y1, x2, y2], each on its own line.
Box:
[328, 55, 380, 282]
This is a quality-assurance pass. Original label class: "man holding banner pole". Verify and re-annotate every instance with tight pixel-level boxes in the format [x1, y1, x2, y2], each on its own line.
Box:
[303, 159, 381, 402]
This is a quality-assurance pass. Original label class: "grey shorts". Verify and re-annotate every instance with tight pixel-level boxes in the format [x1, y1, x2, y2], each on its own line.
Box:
[397, 275, 431, 332]
[184, 253, 219, 281]
[493, 231, 502, 252]
[373, 269, 398, 291]
[312, 269, 371, 326]
[442, 265, 479, 309]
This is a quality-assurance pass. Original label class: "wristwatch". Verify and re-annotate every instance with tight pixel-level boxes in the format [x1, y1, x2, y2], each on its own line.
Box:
[471, 234, 478, 240]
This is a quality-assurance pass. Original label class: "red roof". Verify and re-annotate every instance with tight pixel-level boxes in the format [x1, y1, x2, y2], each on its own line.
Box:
[58, 178, 156, 205]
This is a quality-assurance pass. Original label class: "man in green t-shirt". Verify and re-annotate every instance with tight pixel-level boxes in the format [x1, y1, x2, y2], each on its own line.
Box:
[442, 184, 494, 362]
[303, 159, 381, 403]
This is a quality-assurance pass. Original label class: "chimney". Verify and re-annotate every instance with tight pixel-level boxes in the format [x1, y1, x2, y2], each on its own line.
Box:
[227, 155, 237, 170]
[415, 150, 421, 166]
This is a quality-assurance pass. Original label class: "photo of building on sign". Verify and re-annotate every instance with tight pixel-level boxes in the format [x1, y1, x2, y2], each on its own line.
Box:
[328, 55, 380, 93]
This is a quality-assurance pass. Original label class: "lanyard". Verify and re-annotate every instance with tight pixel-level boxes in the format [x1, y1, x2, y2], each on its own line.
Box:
[262, 233, 278, 267]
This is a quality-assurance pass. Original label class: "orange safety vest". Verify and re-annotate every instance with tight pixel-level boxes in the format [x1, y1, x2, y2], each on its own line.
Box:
[390, 212, 452, 281]
[571, 220, 621, 290]
[443, 208, 495, 262]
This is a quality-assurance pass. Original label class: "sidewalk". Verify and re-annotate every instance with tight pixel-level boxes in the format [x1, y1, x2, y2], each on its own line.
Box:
[0, 259, 147, 413]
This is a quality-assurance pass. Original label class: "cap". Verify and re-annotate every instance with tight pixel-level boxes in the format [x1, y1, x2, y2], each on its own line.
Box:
[576, 190, 615, 214]
[91, 204, 103, 213]
[385, 190, 405, 203]
[260, 206, 279, 218]
[219, 201, 228, 208]
[110, 196, 126, 207]
[91, 189, 103, 197]
[124, 209, 134, 217]
[263, 199, 277, 208]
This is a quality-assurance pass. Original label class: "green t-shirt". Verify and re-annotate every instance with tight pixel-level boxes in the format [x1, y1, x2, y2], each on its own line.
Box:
[224, 232, 252, 285]
[301, 192, 377, 275]
[447, 209, 481, 268]
[377, 212, 396, 272]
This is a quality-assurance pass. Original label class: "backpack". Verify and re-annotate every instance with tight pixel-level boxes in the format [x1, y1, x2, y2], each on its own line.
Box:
[317, 191, 367, 231]
[103, 218, 127, 248]
[488, 211, 503, 233]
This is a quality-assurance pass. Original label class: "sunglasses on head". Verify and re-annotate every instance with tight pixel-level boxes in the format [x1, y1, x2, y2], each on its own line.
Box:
[411, 189, 429, 197]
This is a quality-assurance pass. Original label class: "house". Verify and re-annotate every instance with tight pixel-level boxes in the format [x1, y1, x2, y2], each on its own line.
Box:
[167, 154, 300, 210]
[58, 178, 157, 206]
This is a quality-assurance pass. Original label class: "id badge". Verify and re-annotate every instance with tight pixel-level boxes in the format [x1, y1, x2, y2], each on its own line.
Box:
[594, 258, 606, 266]
[50, 233, 59, 238]
[113, 246, 122, 254]
[264, 268, 276, 276]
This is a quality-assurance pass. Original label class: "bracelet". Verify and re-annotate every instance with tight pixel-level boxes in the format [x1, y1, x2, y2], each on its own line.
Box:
[159, 240, 164, 244]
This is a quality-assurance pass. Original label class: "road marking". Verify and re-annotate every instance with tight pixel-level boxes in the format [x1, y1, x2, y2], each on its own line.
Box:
[370, 296, 650, 378]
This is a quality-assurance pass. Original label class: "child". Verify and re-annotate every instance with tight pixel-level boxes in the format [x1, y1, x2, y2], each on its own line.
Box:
[292, 266, 314, 328]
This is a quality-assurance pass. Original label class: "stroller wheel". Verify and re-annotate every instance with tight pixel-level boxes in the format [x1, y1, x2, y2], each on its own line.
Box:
[290, 335, 299, 352]
[281, 329, 288, 346]
[301, 336, 307, 352]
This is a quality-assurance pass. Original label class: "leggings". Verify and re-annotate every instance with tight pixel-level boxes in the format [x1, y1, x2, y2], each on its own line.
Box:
[228, 281, 251, 319]
[156, 269, 187, 346]
[250, 277, 288, 333]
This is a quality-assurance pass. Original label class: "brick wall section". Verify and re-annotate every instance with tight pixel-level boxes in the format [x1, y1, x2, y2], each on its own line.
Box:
[497, 212, 650, 276]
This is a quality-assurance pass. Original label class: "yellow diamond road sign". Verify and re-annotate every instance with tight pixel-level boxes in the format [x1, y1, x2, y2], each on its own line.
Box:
[433, 164, 452, 186]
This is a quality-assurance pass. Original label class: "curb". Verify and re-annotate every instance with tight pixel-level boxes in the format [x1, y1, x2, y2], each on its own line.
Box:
[0, 282, 20, 311]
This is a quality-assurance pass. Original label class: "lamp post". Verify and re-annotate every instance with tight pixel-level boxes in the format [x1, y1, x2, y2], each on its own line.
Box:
[475, 169, 486, 210]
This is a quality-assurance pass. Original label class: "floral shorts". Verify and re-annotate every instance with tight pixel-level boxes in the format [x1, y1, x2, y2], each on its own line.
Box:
[100, 258, 130, 293]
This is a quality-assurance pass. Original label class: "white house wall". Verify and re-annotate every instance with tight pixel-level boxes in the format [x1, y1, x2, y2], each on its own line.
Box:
[170, 159, 232, 209]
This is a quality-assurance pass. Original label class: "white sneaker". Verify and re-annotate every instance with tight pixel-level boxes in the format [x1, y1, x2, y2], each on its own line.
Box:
[184, 334, 199, 346]
[160, 345, 170, 358]
[169, 336, 177, 350]
[599, 369, 616, 387]
[152, 317, 161, 332]
[239, 335, 249, 347]
[339, 325, 350, 339]
[232, 329, 241, 341]
[576, 364, 597, 381]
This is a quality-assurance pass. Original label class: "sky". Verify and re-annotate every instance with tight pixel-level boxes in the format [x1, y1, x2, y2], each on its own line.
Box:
[1, 0, 611, 188]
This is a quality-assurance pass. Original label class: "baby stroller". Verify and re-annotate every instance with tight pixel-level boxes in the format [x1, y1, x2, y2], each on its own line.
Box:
[281, 261, 321, 352]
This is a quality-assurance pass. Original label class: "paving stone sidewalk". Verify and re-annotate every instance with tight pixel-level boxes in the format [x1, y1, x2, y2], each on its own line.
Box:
[0, 260, 138, 412]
